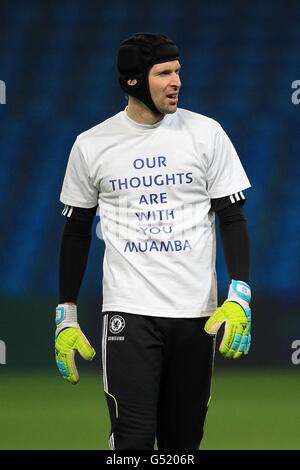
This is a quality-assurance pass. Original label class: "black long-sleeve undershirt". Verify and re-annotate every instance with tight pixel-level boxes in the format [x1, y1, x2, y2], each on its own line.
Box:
[59, 217, 94, 303]
[216, 203, 250, 283]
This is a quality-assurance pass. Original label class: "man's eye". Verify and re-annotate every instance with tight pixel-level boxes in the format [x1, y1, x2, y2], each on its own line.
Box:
[159, 71, 180, 76]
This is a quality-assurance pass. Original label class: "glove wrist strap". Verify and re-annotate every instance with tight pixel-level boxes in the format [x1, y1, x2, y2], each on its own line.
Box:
[55, 304, 79, 334]
[226, 279, 251, 310]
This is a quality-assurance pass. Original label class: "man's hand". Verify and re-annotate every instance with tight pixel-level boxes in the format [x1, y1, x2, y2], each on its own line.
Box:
[55, 304, 95, 384]
[55, 327, 96, 384]
[204, 280, 251, 359]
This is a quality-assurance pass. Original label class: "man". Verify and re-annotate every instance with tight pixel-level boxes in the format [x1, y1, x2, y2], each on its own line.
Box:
[55, 33, 251, 450]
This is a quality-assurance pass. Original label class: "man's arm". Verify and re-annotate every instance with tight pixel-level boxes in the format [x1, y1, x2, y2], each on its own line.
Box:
[59, 206, 97, 303]
[55, 206, 97, 384]
[204, 195, 251, 359]
[216, 200, 250, 282]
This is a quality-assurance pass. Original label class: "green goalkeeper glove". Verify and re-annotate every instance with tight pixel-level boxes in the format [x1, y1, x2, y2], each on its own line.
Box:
[55, 304, 96, 384]
[204, 280, 251, 359]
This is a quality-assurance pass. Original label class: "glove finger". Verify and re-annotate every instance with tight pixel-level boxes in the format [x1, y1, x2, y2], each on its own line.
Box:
[223, 338, 242, 359]
[232, 332, 243, 359]
[236, 332, 248, 355]
[55, 329, 80, 384]
[240, 323, 250, 354]
[232, 334, 246, 359]
[233, 350, 243, 359]
[204, 310, 224, 336]
[232, 321, 249, 358]
[245, 333, 251, 354]
[55, 348, 79, 384]
[55, 328, 77, 353]
[243, 307, 251, 354]
[221, 324, 245, 359]
[223, 347, 235, 359]
[219, 322, 236, 357]
[76, 330, 96, 361]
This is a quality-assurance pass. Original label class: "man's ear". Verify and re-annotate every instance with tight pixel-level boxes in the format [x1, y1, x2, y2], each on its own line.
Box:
[127, 79, 137, 86]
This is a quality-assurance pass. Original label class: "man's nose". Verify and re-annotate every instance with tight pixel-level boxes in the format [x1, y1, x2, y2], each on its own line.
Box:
[170, 72, 181, 88]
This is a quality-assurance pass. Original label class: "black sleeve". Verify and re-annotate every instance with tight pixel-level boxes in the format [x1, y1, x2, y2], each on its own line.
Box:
[59, 205, 97, 303]
[213, 199, 250, 283]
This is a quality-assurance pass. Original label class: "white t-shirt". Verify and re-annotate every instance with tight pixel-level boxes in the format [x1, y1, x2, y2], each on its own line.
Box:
[60, 107, 251, 318]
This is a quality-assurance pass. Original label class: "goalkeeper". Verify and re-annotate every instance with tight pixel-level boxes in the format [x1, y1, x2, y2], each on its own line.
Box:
[55, 32, 252, 450]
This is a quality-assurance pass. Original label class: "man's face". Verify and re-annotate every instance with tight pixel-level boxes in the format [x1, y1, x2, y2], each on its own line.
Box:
[148, 60, 181, 114]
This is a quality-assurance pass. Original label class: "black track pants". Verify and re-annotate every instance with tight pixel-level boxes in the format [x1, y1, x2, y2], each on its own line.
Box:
[101, 312, 215, 450]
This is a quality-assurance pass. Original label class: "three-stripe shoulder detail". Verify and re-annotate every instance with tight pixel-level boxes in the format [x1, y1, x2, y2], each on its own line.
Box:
[229, 192, 245, 204]
[61, 205, 74, 218]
